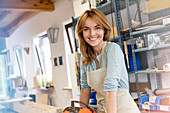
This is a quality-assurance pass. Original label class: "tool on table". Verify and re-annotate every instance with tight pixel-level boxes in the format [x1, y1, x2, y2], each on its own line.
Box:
[63, 101, 96, 113]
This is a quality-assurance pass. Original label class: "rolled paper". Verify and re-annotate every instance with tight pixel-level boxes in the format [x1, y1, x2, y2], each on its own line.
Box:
[154, 88, 170, 96]
[163, 63, 170, 71]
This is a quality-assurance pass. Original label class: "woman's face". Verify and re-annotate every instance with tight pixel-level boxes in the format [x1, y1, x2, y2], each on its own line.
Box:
[82, 17, 105, 48]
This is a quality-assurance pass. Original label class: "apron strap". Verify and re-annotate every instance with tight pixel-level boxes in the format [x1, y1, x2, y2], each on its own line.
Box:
[87, 64, 89, 72]
[87, 41, 107, 71]
[102, 42, 107, 68]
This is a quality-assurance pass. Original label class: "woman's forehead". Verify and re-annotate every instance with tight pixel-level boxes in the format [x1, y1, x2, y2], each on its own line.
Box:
[83, 17, 102, 27]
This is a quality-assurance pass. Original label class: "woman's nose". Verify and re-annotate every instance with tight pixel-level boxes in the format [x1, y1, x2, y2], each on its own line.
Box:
[90, 29, 96, 36]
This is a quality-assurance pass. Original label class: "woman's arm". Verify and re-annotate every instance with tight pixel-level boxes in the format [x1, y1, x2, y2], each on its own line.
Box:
[104, 91, 117, 113]
[80, 88, 91, 106]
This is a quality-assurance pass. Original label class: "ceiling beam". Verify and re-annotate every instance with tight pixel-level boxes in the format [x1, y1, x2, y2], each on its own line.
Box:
[5, 11, 39, 33]
[0, 11, 10, 22]
[0, 0, 54, 12]
[48, 0, 56, 3]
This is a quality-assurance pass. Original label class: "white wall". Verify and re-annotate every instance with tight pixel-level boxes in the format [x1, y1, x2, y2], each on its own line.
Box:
[6, 0, 75, 108]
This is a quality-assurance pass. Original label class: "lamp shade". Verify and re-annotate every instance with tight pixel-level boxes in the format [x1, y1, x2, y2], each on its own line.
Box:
[47, 27, 59, 43]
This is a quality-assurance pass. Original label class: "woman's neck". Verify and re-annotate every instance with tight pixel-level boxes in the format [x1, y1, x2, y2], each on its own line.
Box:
[92, 42, 104, 57]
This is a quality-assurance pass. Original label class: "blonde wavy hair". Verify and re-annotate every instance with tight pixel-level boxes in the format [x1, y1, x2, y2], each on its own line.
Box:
[76, 8, 111, 65]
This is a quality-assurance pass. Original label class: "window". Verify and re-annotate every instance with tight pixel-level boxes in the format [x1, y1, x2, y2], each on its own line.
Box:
[63, 20, 81, 94]
[13, 45, 25, 78]
[0, 53, 8, 98]
[33, 34, 53, 86]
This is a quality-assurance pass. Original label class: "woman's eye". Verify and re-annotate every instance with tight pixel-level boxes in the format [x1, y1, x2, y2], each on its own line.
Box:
[83, 28, 89, 31]
[96, 27, 101, 29]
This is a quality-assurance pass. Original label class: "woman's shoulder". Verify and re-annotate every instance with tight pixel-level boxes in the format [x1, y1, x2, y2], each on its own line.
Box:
[105, 41, 120, 50]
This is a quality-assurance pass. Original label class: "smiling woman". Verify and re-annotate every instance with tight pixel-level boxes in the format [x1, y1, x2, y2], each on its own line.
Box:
[76, 8, 140, 113]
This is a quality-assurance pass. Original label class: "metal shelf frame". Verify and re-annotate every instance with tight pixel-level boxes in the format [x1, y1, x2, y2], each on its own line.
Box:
[132, 25, 166, 36]
[125, 0, 145, 98]
[134, 43, 170, 53]
[97, 0, 137, 15]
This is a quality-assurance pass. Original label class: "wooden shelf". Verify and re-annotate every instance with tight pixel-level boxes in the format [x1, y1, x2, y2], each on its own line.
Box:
[62, 87, 72, 91]
[33, 87, 54, 91]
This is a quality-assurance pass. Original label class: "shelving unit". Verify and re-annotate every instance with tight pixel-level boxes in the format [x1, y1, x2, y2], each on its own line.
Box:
[125, 0, 170, 98]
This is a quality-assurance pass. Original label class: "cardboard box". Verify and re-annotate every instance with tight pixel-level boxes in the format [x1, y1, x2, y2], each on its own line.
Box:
[130, 82, 149, 92]
[142, 0, 170, 13]
[36, 94, 48, 105]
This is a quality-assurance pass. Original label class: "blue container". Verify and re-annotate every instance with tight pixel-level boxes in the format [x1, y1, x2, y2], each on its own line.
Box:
[138, 94, 156, 110]
[138, 94, 169, 111]
[138, 95, 156, 110]
[155, 95, 170, 111]
[155, 95, 167, 105]
[123, 45, 142, 71]
[29, 94, 36, 102]
[90, 91, 97, 105]
[138, 94, 149, 109]
[129, 56, 142, 71]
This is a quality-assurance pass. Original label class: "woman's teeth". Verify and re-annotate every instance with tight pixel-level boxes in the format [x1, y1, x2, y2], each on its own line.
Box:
[89, 38, 97, 40]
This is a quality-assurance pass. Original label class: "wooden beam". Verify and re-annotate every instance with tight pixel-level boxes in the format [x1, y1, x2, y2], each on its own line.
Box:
[0, 29, 9, 38]
[0, 11, 10, 22]
[48, 0, 56, 3]
[0, 0, 54, 12]
[5, 11, 39, 32]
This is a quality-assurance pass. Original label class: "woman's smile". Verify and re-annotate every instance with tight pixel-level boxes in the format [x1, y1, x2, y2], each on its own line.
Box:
[89, 37, 97, 41]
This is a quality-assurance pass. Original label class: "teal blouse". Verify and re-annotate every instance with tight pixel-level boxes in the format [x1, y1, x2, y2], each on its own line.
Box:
[80, 42, 129, 92]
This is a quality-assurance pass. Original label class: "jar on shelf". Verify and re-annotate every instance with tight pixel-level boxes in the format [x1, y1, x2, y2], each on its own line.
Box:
[136, 37, 144, 49]
[143, 34, 148, 47]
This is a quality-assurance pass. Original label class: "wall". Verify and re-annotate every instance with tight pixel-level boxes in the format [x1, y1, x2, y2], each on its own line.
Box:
[6, 0, 74, 108]
[0, 39, 6, 51]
